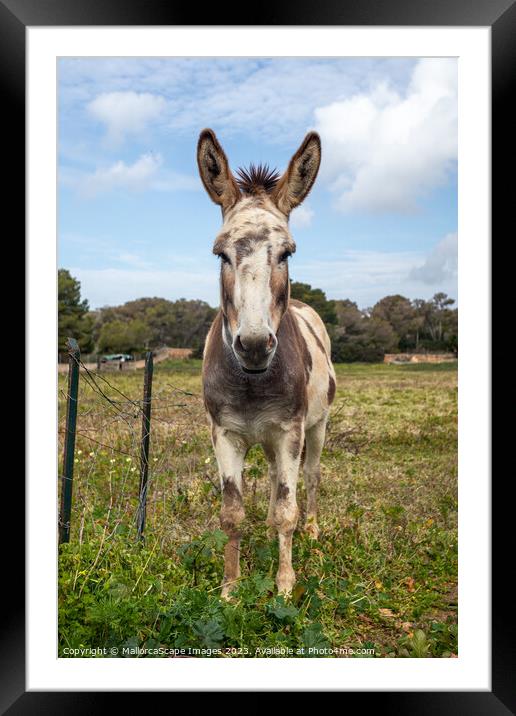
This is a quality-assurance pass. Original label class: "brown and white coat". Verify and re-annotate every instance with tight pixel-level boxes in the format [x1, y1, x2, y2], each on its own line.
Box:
[197, 129, 336, 597]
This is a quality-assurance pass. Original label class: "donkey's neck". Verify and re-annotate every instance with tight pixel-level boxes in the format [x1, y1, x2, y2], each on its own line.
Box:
[202, 309, 308, 426]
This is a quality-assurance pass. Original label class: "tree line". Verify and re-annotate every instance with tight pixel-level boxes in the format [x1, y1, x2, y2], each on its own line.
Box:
[59, 268, 457, 363]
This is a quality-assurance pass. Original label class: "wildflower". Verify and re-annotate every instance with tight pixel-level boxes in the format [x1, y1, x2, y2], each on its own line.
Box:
[204, 457, 211, 464]
[126, 457, 132, 463]
[89, 452, 95, 457]
[77, 449, 83, 455]
[110, 458, 116, 464]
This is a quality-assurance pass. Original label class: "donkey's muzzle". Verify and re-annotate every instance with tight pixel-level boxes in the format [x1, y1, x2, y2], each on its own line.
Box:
[233, 331, 277, 372]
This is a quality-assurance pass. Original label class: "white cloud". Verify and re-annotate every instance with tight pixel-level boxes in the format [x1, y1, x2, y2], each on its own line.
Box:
[71, 267, 219, 309]
[150, 171, 199, 193]
[313, 58, 457, 213]
[87, 91, 167, 145]
[290, 205, 314, 229]
[295, 249, 424, 303]
[293, 243, 457, 308]
[80, 153, 163, 196]
[409, 232, 457, 284]
[62, 153, 199, 197]
[60, 58, 415, 145]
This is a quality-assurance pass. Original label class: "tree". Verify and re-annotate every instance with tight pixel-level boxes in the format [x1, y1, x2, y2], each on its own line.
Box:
[411, 294, 457, 351]
[290, 281, 337, 325]
[333, 299, 365, 337]
[58, 269, 94, 353]
[443, 307, 458, 354]
[429, 293, 455, 344]
[411, 299, 429, 350]
[433, 292, 455, 312]
[97, 319, 152, 354]
[371, 295, 419, 351]
[59, 266, 458, 362]
[331, 314, 397, 363]
[93, 297, 217, 355]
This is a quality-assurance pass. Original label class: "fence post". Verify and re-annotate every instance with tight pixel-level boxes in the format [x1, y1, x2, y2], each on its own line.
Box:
[137, 351, 154, 540]
[59, 338, 80, 544]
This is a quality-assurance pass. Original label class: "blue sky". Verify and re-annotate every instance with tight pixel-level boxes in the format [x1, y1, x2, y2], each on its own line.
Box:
[58, 57, 458, 310]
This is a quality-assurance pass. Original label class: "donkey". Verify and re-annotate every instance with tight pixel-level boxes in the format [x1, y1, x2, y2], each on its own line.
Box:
[197, 129, 336, 598]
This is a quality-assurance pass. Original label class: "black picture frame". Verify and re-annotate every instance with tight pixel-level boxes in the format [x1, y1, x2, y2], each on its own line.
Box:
[9, 0, 511, 710]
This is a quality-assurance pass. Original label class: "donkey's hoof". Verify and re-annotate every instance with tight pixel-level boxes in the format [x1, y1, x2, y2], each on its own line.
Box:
[221, 581, 238, 601]
[276, 568, 296, 595]
[304, 521, 320, 540]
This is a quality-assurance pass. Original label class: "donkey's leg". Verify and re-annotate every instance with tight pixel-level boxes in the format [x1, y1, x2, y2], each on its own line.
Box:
[303, 414, 328, 540]
[212, 425, 247, 599]
[263, 445, 278, 539]
[269, 422, 304, 594]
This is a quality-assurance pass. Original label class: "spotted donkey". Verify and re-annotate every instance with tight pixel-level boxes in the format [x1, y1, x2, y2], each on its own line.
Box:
[197, 129, 336, 598]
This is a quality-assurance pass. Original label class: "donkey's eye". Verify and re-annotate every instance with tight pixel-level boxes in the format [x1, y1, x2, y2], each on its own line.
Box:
[279, 251, 291, 264]
[219, 252, 231, 266]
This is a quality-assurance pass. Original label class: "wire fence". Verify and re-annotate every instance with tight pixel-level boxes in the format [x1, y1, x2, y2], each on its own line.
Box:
[58, 338, 221, 552]
[57, 337, 356, 554]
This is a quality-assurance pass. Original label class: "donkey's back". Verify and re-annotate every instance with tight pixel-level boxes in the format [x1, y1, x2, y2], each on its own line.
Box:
[288, 299, 336, 430]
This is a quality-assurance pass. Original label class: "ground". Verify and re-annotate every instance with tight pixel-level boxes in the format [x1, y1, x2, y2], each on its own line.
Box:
[58, 360, 457, 658]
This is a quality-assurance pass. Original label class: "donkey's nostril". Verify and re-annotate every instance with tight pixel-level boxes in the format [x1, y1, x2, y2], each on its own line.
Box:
[235, 335, 247, 354]
[234, 332, 276, 366]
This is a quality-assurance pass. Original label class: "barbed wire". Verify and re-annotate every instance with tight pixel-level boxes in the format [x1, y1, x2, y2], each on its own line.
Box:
[58, 351, 215, 553]
[58, 429, 141, 460]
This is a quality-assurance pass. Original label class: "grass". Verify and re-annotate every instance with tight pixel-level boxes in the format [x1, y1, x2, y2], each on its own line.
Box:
[58, 359, 457, 658]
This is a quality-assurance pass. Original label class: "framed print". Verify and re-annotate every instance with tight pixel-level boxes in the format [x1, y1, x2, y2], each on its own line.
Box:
[7, 0, 512, 709]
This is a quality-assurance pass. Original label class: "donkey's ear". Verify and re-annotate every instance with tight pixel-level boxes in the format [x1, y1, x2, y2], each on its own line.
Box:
[272, 132, 321, 216]
[197, 129, 240, 212]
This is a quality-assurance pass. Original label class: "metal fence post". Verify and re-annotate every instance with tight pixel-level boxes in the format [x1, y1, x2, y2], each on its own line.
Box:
[59, 338, 80, 544]
[137, 351, 154, 540]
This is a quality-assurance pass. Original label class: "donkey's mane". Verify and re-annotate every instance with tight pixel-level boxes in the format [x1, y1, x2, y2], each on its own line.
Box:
[235, 163, 281, 195]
